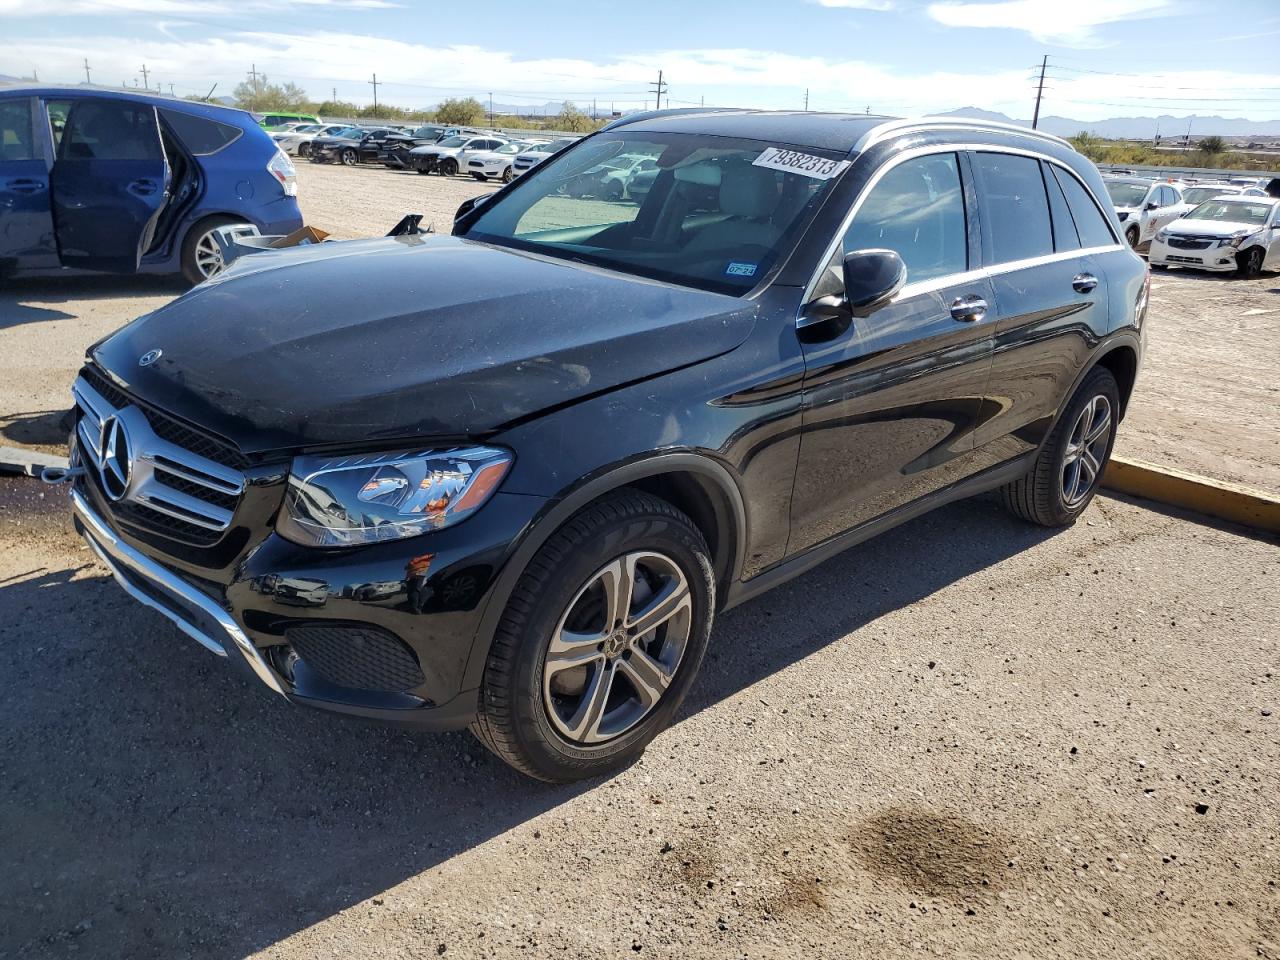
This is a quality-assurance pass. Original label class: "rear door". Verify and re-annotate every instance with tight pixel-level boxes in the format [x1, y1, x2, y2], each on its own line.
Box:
[0, 95, 57, 272]
[967, 151, 1114, 470]
[49, 97, 171, 272]
[789, 151, 997, 554]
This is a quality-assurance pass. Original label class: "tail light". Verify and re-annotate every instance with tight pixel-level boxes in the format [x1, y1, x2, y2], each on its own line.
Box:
[267, 149, 298, 197]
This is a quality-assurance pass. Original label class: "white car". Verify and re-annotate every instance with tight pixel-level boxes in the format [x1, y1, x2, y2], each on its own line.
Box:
[1149, 196, 1280, 276]
[464, 140, 551, 182]
[407, 134, 509, 176]
[1103, 177, 1187, 248]
[510, 137, 581, 178]
[275, 124, 349, 158]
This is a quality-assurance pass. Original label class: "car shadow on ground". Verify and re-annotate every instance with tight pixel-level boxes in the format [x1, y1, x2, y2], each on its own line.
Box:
[0, 494, 1059, 958]
[0, 275, 187, 329]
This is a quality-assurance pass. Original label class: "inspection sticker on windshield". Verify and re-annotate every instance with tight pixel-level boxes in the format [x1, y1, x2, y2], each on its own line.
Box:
[725, 262, 758, 278]
[752, 147, 849, 180]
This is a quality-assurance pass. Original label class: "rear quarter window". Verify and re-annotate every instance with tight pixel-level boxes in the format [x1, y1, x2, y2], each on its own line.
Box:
[1050, 167, 1117, 249]
[160, 109, 243, 156]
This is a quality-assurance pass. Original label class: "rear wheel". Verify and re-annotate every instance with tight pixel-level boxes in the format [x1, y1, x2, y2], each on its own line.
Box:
[1238, 246, 1265, 278]
[440, 158, 458, 177]
[471, 491, 715, 782]
[340, 148, 357, 166]
[1000, 366, 1120, 527]
[180, 215, 248, 286]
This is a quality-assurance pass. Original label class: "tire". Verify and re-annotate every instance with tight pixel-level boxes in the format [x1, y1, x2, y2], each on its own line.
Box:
[501, 166, 514, 184]
[999, 366, 1120, 528]
[472, 173, 487, 181]
[1237, 246, 1265, 278]
[471, 490, 715, 782]
[340, 148, 357, 166]
[440, 159, 458, 177]
[1125, 225, 1140, 249]
[416, 167, 429, 175]
[1150, 263, 1168, 271]
[605, 182, 624, 201]
[180, 215, 246, 286]
[298, 143, 311, 158]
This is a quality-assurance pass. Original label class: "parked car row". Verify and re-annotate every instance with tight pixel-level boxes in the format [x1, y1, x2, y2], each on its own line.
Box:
[1101, 172, 1280, 275]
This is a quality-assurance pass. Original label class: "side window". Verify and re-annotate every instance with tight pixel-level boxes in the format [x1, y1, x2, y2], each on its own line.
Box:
[159, 109, 241, 156]
[971, 152, 1052, 264]
[1042, 161, 1080, 252]
[842, 152, 968, 285]
[1051, 167, 1118, 248]
[60, 99, 161, 161]
[0, 98, 37, 161]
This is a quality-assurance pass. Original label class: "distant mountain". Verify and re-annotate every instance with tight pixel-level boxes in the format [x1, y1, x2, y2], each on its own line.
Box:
[936, 106, 1280, 140]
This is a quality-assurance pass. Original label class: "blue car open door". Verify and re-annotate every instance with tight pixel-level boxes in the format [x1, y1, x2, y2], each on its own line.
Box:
[0, 95, 58, 275]
[49, 97, 170, 273]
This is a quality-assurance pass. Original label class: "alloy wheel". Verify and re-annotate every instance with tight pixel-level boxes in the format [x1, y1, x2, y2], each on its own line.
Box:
[193, 229, 225, 280]
[1061, 394, 1112, 506]
[542, 551, 692, 745]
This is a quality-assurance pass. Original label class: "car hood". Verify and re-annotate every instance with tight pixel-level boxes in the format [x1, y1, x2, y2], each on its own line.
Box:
[1165, 219, 1264, 238]
[91, 234, 755, 457]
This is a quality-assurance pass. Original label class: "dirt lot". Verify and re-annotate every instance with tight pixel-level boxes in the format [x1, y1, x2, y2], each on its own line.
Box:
[1, 161, 1277, 494]
[1, 160, 1279, 960]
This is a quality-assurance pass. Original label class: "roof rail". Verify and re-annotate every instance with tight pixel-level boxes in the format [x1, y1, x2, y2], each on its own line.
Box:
[854, 116, 1073, 153]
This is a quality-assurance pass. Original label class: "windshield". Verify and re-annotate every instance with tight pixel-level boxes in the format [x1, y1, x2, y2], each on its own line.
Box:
[437, 136, 469, 148]
[463, 132, 847, 295]
[1181, 187, 1240, 205]
[495, 143, 522, 154]
[1105, 181, 1150, 207]
[1184, 201, 1274, 225]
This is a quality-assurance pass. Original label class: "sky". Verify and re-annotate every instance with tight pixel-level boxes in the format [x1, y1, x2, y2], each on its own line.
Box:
[1, 0, 1278, 121]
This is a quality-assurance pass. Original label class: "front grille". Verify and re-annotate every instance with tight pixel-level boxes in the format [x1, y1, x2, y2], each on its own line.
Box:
[1167, 236, 1213, 250]
[1166, 255, 1205, 264]
[287, 624, 425, 693]
[73, 371, 247, 547]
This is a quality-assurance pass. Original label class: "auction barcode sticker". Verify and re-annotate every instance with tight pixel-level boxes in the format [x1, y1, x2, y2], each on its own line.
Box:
[752, 147, 850, 180]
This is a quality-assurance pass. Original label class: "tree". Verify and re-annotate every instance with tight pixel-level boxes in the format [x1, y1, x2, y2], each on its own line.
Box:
[1196, 135, 1226, 155]
[554, 101, 595, 133]
[232, 74, 310, 113]
[1068, 131, 1105, 162]
[435, 97, 485, 125]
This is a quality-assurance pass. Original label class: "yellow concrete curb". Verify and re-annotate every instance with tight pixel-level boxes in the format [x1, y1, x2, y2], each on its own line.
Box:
[1102, 456, 1280, 534]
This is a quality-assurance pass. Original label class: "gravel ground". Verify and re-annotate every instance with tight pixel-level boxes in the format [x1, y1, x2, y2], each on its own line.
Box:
[1, 161, 1277, 493]
[1, 478, 1277, 959]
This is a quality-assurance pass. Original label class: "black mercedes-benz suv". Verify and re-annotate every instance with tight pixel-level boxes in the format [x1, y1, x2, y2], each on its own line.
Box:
[63, 111, 1148, 782]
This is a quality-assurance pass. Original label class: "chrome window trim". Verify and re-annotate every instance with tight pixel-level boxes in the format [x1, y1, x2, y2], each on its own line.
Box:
[853, 117, 1072, 154]
[799, 141, 1123, 312]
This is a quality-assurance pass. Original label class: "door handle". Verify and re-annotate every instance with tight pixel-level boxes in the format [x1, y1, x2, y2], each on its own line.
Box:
[7, 178, 45, 194]
[950, 294, 988, 323]
[127, 179, 158, 196]
[1072, 273, 1099, 293]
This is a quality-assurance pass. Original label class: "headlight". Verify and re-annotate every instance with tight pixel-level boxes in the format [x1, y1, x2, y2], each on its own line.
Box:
[276, 446, 513, 547]
[1116, 211, 1129, 222]
[1218, 232, 1251, 248]
[1155, 228, 1170, 242]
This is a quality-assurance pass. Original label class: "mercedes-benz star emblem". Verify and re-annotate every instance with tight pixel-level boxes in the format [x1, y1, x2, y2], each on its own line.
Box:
[138, 349, 162, 367]
[98, 416, 132, 501]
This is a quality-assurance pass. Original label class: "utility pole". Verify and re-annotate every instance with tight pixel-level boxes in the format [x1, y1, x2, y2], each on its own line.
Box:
[332, 87, 337, 104]
[168, 82, 175, 96]
[83, 58, 91, 84]
[489, 91, 494, 122]
[865, 105, 871, 114]
[140, 63, 150, 91]
[250, 64, 260, 100]
[1031, 54, 1047, 130]
[369, 73, 380, 113]
[803, 88, 809, 111]
[650, 70, 667, 111]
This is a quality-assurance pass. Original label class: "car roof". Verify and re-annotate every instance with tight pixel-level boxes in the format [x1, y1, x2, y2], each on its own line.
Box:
[605, 109, 1071, 154]
[2, 84, 252, 123]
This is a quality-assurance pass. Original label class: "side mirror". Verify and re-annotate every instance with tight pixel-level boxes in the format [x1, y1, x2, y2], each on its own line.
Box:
[1145, 201, 1159, 211]
[842, 248, 908, 317]
[453, 194, 489, 225]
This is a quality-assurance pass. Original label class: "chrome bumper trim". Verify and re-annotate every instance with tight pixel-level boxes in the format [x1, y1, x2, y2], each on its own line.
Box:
[71, 488, 287, 696]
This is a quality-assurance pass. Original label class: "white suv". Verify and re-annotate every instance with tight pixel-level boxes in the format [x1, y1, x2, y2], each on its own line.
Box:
[1103, 177, 1186, 248]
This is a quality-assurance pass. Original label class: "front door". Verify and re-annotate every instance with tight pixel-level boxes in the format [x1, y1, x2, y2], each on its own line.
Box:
[790, 151, 997, 555]
[48, 97, 170, 273]
[0, 95, 57, 273]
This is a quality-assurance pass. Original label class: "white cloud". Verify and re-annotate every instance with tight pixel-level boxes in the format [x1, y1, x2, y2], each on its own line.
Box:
[810, 0, 895, 11]
[0, 0, 397, 15]
[926, 0, 1171, 46]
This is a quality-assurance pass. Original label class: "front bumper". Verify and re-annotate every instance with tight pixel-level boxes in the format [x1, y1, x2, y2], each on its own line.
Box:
[1148, 240, 1240, 271]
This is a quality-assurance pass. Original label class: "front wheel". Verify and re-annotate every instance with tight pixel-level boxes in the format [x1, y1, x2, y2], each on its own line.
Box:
[471, 491, 715, 782]
[340, 148, 357, 166]
[439, 159, 458, 177]
[472, 173, 487, 181]
[501, 166, 514, 184]
[1125, 225, 1140, 249]
[1238, 246, 1265, 278]
[298, 143, 311, 158]
[1000, 366, 1120, 527]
